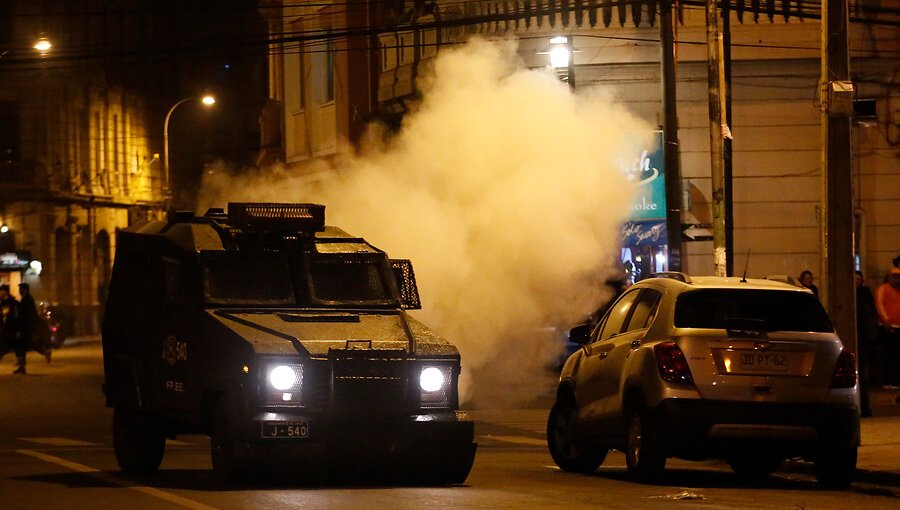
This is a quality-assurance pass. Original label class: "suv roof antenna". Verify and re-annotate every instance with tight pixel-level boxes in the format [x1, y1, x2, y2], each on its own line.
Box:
[740, 249, 751, 283]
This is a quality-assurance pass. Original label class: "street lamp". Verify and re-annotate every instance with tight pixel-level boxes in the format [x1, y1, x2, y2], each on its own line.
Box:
[540, 36, 576, 89]
[163, 95, 216, 195]
[33, 36, 52, 53]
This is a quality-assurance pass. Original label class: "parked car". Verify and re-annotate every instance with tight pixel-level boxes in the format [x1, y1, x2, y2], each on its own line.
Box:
[548, 272, 859, 488]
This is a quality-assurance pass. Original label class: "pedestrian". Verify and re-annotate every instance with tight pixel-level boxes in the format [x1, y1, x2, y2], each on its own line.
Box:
[0, 284, 24, 374]
[856, 271, 878, 416]
[799, 270, 819, 298]
[875, 265, 900, 388]
[18, 283, 51, 363]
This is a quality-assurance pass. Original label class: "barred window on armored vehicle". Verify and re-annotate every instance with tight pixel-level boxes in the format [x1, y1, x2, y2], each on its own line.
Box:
[309, 256, 390, 303]
[202, 250, 295, 305]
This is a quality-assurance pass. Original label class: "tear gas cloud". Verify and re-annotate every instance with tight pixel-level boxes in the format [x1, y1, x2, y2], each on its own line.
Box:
[199, 38, 651, 407]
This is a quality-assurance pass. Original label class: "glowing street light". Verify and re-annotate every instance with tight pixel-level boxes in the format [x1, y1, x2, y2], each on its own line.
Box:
[548, 36, 570, 69]
[541, 36, 576, 89]
[33, 37, 52, 53]
[163, 95, 216, 195]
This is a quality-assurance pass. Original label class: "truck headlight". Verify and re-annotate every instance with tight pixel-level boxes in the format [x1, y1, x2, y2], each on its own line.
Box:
[419, 365, 452, 408]
[264, 363, 303, 404]
[269, 365, 299, 391]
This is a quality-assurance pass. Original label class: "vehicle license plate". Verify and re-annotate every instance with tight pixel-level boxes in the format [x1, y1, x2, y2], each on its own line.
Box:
[738, 351, 790, 372]
[261, 421, 309, 438]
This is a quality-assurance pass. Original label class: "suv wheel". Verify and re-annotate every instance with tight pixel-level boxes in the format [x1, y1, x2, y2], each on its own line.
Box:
[210, 398, 247, 485]
[112, 408, 166, 475]
[814, 445, 857, 489]
[547, 400, 607, 474]
[625, 409, 666, 482]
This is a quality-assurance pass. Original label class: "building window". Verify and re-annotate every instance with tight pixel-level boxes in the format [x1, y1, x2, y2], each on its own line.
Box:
[112, 114, 120, 191]
[311, 30, 335, 104]
[326, 34, 334, 102]
[0, 102, 19, 164]
[298, 45, 306, 110]
[93, 112, 102, 191]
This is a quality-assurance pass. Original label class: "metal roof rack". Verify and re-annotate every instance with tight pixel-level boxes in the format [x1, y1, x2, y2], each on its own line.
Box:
[650, 272, 692, 284]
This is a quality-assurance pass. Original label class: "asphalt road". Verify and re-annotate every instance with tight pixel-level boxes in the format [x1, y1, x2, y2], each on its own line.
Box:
[1, 341, 898, 510]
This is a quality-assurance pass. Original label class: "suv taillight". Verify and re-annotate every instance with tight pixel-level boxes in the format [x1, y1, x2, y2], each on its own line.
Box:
[831, 350, 857, 388]
[654, 341, 694, 385]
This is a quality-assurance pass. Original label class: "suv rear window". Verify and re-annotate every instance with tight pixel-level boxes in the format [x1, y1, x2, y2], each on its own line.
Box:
[674, 289, 833, 332]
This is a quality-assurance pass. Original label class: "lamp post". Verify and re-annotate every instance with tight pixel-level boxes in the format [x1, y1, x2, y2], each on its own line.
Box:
[163, 95, 215, 196]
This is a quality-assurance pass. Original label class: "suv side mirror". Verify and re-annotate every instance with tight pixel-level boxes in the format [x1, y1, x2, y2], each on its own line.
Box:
[391, 259, 421, 310]
[569, 324, 591, 345]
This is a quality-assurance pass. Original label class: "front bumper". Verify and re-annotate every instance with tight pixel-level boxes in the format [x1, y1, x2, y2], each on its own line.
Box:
[233, 409, 477, 481]
[649, 399, 859, 459]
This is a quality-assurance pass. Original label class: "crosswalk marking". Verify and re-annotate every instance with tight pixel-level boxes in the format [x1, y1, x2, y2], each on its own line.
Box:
[16, 449, 221, 510]
[20, 436, 201, 448]
[481, 435, 547, 447]
[20, 437, 98, 447]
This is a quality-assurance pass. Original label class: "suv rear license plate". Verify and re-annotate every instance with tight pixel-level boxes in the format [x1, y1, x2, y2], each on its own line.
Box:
[735, 351, 790, 373]
[261, 421, 309, 438]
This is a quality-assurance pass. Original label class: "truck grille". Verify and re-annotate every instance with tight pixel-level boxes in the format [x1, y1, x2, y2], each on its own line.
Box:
[302, 351, 411, 416]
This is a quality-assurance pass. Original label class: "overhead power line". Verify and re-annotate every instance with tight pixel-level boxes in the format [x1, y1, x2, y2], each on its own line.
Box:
[1, 0, 898, 72]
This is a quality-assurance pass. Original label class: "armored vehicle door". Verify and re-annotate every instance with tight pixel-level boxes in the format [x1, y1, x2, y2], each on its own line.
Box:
[154, 252, 201, 414]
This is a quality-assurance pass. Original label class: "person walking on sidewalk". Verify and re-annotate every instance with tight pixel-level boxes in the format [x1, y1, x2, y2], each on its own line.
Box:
[18, 283, 51, 364]
[0, 284, 24, 374]
[875, 266, 900, 388]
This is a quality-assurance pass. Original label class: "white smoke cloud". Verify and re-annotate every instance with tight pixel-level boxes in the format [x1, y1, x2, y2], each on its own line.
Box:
[199, 37, 651, 407]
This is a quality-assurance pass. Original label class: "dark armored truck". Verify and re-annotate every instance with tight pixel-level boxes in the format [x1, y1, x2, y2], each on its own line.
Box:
[101, 203, 476, 484]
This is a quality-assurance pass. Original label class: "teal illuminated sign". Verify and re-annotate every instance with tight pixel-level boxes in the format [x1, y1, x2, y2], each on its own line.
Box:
[621, 131, 667, 246]
[625, 131, 666, 221]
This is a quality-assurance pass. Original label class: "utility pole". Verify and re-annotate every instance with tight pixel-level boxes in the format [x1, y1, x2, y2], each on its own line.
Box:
[661, 0, 682, 271]
[723, 1, 734, 276]
[706, 0, 729, 277]
[821, 0, 856, 352]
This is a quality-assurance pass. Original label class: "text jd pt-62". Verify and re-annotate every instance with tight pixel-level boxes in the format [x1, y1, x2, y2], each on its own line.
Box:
[101, 203, 476, 484]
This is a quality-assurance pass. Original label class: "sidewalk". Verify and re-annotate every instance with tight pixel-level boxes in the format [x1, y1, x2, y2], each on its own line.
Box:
[855, 387, 900, 482]
[858, 415, 900, 477]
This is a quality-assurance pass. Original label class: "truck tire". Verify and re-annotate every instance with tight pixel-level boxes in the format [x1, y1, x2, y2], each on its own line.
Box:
[113, 408, 166, 475]
[547, 400, 607, 474]
[210, 398, 247, 485]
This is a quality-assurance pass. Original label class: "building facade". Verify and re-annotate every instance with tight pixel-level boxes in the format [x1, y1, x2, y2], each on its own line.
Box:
[261, 0, 899, 294]
[0, 1, 168, 334]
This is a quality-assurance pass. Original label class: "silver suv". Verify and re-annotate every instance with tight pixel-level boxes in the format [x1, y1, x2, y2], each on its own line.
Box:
[548, 273, 859, 488]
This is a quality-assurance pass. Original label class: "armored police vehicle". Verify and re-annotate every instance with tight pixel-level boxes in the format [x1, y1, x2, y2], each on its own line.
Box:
[101, 203, 476, 484]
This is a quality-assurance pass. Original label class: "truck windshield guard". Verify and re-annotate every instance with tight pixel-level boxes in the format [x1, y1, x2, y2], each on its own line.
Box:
[201, 250, 398, 307]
